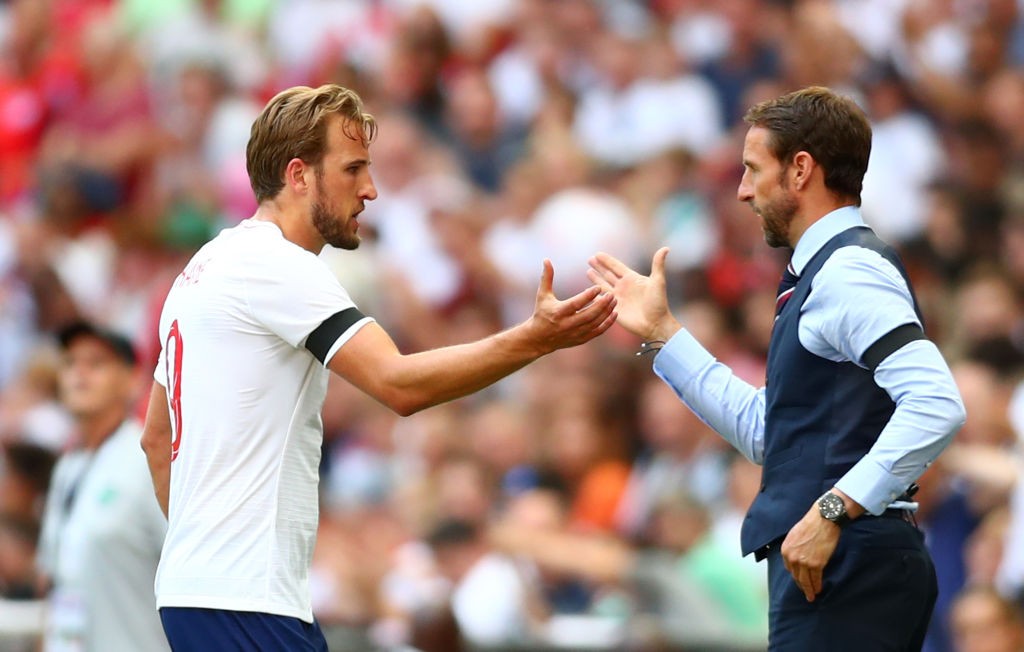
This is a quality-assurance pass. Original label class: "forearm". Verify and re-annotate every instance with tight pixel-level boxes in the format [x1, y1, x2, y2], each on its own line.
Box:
[333, 275, 614, 415]
[653, 328, 767, 464]
[140, 382, 171, 518]
[835, 341, 965, 514]
[331, 321, 549, 416]
[384, 322, 548, 414]
[145, 448, 170, 518]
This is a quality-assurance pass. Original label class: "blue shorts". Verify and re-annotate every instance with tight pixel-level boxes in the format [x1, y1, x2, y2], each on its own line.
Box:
[160, 607, 328, 652]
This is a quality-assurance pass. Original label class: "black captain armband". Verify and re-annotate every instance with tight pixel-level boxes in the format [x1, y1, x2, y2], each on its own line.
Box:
[861, 323, 926, 372]
[305, 308, 367, 363]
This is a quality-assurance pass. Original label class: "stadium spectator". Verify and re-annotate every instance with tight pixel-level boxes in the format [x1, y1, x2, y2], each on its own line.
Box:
[37, 321, 167, 651]
[950, 585, 1024, 652]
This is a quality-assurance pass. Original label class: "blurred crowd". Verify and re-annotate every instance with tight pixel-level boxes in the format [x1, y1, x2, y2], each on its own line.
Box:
[2, 0, 1024, 650]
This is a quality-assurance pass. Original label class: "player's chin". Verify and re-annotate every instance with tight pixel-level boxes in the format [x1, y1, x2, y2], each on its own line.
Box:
[330, 230, 361, 250]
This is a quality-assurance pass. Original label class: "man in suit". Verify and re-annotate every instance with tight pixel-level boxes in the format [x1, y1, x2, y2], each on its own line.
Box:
[588, 86, 966, 650]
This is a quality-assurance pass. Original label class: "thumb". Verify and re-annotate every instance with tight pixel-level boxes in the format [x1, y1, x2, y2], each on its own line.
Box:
[651, 247, 670, 282]
[538, 259, 554, 297]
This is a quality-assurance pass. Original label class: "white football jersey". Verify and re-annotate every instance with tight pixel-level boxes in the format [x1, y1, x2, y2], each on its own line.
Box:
[153, 219, 373, 621]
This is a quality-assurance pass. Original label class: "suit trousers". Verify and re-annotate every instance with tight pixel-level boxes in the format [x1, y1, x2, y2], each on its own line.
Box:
[764, 513, 938, 651]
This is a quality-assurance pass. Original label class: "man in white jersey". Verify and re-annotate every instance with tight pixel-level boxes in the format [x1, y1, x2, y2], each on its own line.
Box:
[140, 84, 617, 651]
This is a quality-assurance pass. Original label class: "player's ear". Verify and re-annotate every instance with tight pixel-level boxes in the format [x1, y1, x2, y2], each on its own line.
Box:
[284, 158, 312, 195]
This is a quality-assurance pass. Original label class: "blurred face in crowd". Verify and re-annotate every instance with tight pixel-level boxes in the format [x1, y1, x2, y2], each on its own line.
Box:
[951, 589, 1024, 652]
[952, 361, 1015, 447]
[58, 336, 135, 420]
[504, 489, 565, 531]
[311, 116, 378, 250]
[651, 499, 709, 553]
[436, 458, 492, 524]
[738, 126, 799, 248]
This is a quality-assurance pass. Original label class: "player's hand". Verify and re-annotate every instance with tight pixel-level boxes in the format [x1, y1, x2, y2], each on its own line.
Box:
[780, 504, 842, 602]
[526, 259, 617, 352]
[587, 248, 680, 342]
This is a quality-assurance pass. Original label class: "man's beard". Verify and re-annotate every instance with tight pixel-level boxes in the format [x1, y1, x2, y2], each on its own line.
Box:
[755, 184, 798, 249]
[312, 193, 360, 251]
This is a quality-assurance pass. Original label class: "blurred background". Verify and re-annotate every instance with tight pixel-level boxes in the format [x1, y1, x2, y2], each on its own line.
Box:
[1, 0, 1024, 650]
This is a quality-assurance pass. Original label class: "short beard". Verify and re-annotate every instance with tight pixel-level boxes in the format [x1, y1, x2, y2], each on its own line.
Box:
[312, 184, 360, 251]
[757, 173, 798, 249]
[759, 196, 797, 248]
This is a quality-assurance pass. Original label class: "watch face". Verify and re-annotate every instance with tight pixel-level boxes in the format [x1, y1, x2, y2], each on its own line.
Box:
[819, 493, 845, 521]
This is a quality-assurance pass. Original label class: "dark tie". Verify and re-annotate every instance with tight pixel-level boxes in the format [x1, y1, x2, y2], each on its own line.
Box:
[775, 262, 799, 317]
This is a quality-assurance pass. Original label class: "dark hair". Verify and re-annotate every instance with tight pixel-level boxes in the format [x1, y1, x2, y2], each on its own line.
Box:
[57, 320, 137, 366]
[246, 85, 377, 203]
[744, 86, 872, 205]
[3, 442, 57, 494]
[965, 336, 1024, 380]
[426, 519, 479, 549]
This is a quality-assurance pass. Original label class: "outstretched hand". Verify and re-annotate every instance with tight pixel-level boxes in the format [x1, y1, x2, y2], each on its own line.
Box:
[526, 259, 617, 353]
[587, 248, 680, 342]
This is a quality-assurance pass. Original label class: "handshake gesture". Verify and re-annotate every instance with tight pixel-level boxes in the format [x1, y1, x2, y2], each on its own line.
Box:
[586, 247, 681, 344]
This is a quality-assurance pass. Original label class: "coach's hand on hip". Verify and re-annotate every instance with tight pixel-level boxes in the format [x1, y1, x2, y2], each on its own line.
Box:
[780, 506, 840, 602]
[781, 488, 865, 601]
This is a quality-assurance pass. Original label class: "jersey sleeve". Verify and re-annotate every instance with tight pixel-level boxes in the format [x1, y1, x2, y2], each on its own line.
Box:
[243, 247, 374, 360]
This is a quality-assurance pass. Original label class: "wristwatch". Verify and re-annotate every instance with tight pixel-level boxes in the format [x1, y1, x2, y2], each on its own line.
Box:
[817, 492, 851, 527]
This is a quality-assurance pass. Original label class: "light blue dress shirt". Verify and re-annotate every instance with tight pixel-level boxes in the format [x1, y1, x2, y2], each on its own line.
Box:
[652, 207, 966, 515]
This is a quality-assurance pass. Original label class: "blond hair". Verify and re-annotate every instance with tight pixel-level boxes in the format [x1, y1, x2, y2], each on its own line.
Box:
[246, 85, 377, 202]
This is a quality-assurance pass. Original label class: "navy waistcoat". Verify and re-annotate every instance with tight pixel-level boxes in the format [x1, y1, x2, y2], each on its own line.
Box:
[740, 227, 921, 556]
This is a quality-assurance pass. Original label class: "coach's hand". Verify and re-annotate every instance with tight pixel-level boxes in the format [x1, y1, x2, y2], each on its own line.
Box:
[780, 505, 841, 602]
[587, 248, 680, 342]
[526, 259, 618, 352]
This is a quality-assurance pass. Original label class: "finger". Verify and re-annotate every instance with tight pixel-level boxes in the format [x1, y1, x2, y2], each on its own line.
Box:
[809, 567, 823, 598]
[590, 252, 629, 280]
[586, 269, 614, 293]
[537, 259, 554, 297]
[572, 304, 618, 343]
[561, 286, 604, 313]
[573, 294, 617, 326]
[794, 566, 816, 602]
[650, 247, 670, 282]
[589, 252, 618, 278]
[593, 308, 618, 336]
[556, 296, 613, 335]
[780, 534, 801, 577]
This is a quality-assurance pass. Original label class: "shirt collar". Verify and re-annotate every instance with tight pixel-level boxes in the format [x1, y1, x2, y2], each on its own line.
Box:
[790, 206, 865, 276]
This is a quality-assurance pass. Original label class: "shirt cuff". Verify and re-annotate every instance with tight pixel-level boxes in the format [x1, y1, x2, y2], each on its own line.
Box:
[834, 458, 909, 516]
[652, 328, 716, 387]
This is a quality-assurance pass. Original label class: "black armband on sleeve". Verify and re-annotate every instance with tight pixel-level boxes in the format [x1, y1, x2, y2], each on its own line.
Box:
[305, 307, 366, 363]
[861, 323, 927, 372]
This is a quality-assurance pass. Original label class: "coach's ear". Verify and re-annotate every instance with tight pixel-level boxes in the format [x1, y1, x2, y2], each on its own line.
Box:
[790, 151, 814, 191]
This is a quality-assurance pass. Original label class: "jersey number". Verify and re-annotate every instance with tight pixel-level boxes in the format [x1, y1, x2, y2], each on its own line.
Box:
[166, 320, 184, 462]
